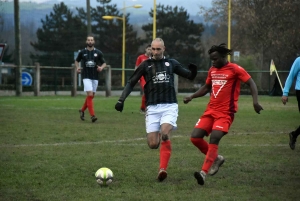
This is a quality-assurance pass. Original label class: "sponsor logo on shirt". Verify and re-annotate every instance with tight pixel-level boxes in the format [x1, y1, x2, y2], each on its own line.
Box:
[212, 79, 227, 98]
[152, 71, 170, 83]
[211, 73, 228, 98]
[86, 60, 95, 68]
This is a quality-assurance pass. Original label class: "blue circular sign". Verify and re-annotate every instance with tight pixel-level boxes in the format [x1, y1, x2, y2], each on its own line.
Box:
[21, 72, 32, 86]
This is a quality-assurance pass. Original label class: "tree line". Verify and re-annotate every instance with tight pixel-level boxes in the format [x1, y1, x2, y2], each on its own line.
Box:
[0, 0, 299, 73]
[29, 0, 204, 70]
[200, 0, 300, 71]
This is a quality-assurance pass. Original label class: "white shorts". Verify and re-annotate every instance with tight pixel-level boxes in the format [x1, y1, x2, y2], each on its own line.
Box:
[145, 103, 178, 133]
[83, 79, 98, 92]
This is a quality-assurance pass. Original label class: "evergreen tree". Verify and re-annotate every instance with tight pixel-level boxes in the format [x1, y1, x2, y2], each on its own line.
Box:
[77, 1, 141, 54]
[142, 4, 205, 66]
[31, 2, 86, 67]
[77, 1, 141, 70]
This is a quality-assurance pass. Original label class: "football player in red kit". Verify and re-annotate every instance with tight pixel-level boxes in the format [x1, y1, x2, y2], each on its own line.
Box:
[135, 44, 152, 113]
[184, 43, 263, 185]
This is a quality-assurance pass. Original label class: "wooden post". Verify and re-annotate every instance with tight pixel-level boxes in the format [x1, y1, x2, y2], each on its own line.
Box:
[71, 64, 77, 97]
[14, 0, 22, 96]
[105, 65, 111, 97]
[34, 62, 40, 96]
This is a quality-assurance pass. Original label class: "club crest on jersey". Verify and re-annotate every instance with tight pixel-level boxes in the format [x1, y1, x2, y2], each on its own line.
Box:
[152, 71, 170, 83]
[165, 62, 170, 66]
[94, 53, 98, 57]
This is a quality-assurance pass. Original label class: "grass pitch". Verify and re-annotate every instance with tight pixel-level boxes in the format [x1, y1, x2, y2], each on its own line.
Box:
[0, 95, 299, 201]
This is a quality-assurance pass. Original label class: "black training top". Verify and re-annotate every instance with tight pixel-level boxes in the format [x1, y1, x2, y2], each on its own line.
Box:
[76, 48, 106, 80]
[119, 57, 197, 106]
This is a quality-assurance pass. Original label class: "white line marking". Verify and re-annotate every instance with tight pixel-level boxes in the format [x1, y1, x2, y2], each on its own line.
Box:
[0, 132, 290, 148]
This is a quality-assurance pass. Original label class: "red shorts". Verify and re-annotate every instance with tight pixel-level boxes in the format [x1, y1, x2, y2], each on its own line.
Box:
[194, 109, 234, 136]
[139, 76, 146, 89]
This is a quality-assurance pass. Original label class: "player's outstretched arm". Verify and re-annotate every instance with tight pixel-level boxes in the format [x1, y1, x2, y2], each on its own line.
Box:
[245, 78, 263, 114]
[187, 63, 198, 80]
[115, 67, 143, 112]
[173, 61, 198, 80]
[115, 100, 124, 112]
[183, 84, 211, 104]
[114, 83, 132, 112]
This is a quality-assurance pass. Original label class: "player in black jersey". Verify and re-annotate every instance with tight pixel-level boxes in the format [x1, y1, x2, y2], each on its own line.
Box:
[75, 35, 106, 123]
[115, 38, 198, 181]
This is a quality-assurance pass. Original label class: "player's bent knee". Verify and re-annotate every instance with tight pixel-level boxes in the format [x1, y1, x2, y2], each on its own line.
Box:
[148, 142, 160, 149]
[191, 128, 207, 138]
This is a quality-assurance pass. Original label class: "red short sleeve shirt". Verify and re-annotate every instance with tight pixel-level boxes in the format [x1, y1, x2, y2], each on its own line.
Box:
[206, 62, 251, 113]
[135, 54, 149, 66]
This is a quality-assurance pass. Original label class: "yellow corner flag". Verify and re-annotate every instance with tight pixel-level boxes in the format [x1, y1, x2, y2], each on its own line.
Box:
[269, 59, 283, 91]
[270, 59, 276, 75]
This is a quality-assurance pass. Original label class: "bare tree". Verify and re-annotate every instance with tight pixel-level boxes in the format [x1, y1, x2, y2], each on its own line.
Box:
[200, 0, 300, 70]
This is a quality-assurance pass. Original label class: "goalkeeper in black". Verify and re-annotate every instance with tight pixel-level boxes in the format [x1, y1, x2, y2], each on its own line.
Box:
[115, 38, 198, 182]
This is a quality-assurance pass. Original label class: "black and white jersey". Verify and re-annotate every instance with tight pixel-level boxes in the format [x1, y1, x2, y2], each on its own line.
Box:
[119, 57, 196, 106]
[76, 48, 106, 80]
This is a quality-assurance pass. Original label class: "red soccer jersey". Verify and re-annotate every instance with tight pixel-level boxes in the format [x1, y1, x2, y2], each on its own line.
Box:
[135, 54, 150, 85]
[135, 54, 149, 66]
[205, 62, 251, 113]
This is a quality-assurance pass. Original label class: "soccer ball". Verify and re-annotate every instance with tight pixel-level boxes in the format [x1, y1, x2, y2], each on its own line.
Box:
[95, 167, 113, 186]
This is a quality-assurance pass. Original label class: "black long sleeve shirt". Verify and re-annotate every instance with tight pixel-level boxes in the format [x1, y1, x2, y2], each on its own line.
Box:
[119, 57, 197, 106]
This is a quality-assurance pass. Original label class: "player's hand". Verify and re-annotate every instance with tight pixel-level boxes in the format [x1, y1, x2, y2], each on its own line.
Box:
[281, 96, 288, 105]
[188, 63, 198, 80]
[97, 66, 103, 72]
[76, 68, 81, 73]
[253, 103, 263, 114]
[183, 96, 192, 104]
[115, 100, 124, 112]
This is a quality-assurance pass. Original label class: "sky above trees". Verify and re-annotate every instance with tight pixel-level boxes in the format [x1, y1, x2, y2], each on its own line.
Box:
[19, 0, 213, 15]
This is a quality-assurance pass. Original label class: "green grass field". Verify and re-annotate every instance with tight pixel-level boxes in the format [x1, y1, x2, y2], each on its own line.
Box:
[0, 95, 299, 201]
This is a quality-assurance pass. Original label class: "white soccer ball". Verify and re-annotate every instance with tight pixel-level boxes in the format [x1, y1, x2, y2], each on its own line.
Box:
[95, 167, 113, 186]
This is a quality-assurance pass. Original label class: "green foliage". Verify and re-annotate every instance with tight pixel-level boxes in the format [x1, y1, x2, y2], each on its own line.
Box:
[142, 4, 205, 67]
[76, 1, 141, 69]
[30, 2, 87, 67]
[91, 3, 140, 55]
[0, 95, 299, 200]
[234, 55, 260, 88]
[234, 55, 257, 71]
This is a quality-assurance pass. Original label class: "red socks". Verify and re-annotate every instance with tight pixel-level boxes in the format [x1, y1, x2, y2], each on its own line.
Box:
[81, 97, 88, 112]
[86, 95, 95, 116]
[202, 144, 218, 173]
[159, 140, 171, 170]
[141, 94, 146, 110]
[190, 137, 208, 154]
[81, 95, 94, 112]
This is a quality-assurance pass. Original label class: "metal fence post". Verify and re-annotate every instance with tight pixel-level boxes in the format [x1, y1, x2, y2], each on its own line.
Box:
[105, 65, 111, 97]
[71, 64, 77, 97]
[34, 62, 40, 96]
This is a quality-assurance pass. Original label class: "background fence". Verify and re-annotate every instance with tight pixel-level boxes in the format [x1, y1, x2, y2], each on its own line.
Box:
[0, 64, 293, 96]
